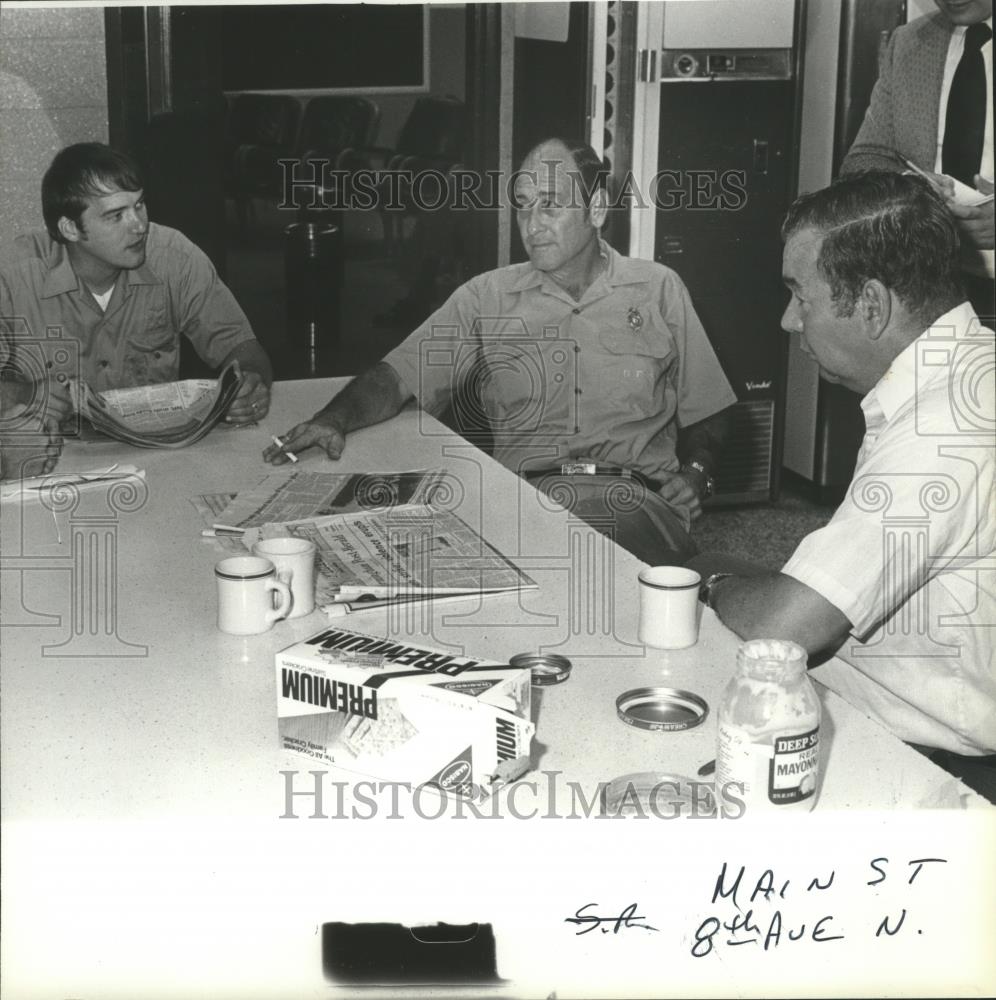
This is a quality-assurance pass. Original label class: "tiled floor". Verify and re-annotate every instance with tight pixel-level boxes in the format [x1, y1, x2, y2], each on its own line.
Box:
[695, 476, 836, 570]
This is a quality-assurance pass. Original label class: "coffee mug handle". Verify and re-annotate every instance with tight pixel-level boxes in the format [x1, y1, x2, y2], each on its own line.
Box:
[266, 578, 292, 623]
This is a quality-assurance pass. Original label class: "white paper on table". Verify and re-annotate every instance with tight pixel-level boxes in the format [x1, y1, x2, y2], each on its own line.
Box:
[0, 465, 145, 502]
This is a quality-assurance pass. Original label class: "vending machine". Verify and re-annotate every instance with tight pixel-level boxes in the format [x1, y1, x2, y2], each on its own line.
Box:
[626, 0, 804, 504]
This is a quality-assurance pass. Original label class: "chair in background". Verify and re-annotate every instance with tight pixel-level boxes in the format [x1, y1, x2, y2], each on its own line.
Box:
[341, 95, 468, 257]
[339, 96, 468, 326]
[297, 95, 380, 178]
[225, 93, 302, 234]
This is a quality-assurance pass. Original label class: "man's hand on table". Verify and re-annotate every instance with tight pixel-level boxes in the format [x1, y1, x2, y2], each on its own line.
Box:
[657, 470, 703, 521]
[0, 413, 63, 480]
[262, 413, 346, 464]
[224, 370, 271, 425]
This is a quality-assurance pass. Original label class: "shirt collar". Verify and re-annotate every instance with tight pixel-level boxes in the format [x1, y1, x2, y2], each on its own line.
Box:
[862, 301, 983, 424]
[503, 237, 645, 295]
[39, 234, 161, 299]
[950, 16, 994, 38]
[39, 243, 81, 299]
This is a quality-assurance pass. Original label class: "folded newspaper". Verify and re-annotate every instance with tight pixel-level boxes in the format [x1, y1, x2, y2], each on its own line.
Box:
[276, 625, 535, 798]
[70, 362, 243, 448]
[248, 503, 537, 610]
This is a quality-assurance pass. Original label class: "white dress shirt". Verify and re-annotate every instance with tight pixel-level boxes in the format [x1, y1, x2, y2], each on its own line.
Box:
[783, 303, 996, 755]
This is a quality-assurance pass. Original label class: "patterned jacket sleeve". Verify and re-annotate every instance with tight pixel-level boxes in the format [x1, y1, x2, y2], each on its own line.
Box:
[840, 29, 904, 175]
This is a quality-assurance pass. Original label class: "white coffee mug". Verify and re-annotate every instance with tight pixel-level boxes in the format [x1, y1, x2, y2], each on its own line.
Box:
[637, 566, 702, 649]
[251, 536, 317, 619]
[215, 556, 292, 635]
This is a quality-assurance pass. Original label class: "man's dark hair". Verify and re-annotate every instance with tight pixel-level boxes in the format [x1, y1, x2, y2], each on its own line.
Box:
[782, 171, 962, 322]
[42, 143, 144, 243]
[531, 137, 610, 209]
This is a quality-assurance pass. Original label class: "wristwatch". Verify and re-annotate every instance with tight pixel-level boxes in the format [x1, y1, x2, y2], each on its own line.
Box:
[700, 572, 733, 610]
[682, 460, 715, 500]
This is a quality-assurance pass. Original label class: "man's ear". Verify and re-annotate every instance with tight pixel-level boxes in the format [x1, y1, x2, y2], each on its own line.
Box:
[57, 216, 82, 244]
[858, 279, 891, 339]
[588, 186, 609, 229]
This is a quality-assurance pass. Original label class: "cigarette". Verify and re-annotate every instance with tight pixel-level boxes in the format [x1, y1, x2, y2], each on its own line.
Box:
[202, 524, 246, 537]
[271, 435, 298, 463]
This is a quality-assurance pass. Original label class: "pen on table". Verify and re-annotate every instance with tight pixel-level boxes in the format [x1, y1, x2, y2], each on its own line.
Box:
[201, 524, 247, 538]
[324, 589, 508, 616]
[271, 435, 298, 463]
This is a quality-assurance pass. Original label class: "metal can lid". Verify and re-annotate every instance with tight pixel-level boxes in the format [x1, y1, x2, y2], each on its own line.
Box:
[509, 653, 573, 686]
[615, 686, 709, 732]
[601, 771, 716, 817]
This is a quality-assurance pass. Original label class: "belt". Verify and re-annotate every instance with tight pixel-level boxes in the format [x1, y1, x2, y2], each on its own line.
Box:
[526, 462, 662, 493]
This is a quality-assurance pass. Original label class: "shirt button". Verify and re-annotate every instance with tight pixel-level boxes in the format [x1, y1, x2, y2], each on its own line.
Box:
[572, 307, 581, 315]
[154, 351, 162, 359]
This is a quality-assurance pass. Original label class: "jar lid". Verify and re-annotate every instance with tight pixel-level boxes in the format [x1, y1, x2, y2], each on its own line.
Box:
[615, 686, 709, 732]
[739, 638, 807, 663]
[601, 771, 716, 817]
[509, 653, 573, 687]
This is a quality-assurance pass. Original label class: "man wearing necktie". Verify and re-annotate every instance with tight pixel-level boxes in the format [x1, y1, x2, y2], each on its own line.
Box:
[842, 0, 994, 322]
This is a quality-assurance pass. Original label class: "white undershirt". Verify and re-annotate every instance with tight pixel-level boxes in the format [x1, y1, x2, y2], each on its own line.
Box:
[934, 17, 994, 279]
[89, 286, 113, 312]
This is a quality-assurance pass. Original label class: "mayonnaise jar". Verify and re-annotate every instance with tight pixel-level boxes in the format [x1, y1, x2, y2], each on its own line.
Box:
[716, 639, 821, 814]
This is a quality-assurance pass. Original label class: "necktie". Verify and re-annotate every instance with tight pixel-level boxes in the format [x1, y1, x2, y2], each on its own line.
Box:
[942, 22, 992, 185]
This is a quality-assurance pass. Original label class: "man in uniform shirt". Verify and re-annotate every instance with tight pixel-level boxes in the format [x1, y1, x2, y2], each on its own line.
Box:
[264, 138, 736, 565]
[701, 172, 995, 799]
[0, 143, 272, 429]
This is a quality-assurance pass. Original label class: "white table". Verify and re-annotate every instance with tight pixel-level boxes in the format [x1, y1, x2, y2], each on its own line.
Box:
[2, 380, 993, 999]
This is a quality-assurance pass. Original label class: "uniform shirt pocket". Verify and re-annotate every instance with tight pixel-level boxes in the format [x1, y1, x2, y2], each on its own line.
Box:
[593, 308, 678, 412]
[124, 304, 179, 385]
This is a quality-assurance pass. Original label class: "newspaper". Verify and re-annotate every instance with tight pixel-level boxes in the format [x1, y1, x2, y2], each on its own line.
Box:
[250, 503, 536, 608]
[212, 469, 453, 528]
[70, 363, 243, 448]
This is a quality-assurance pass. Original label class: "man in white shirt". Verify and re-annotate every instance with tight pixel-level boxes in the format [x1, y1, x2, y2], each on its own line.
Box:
[700, 172, 995, 800]
[841, 0, 994, 320]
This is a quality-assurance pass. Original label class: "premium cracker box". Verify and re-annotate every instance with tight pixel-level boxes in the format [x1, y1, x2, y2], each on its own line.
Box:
[275, 626, 534, 798]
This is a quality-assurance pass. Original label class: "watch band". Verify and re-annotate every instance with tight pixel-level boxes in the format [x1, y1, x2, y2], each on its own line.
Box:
[683, 460, 715, 500]
[700, 572, 733, 610]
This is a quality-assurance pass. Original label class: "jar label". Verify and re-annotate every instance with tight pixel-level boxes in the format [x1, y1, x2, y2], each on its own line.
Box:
[717, 724, 820, 812]
[768, 727, 819, 804]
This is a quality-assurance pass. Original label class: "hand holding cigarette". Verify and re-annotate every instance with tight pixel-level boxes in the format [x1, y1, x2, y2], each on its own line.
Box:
[262, 417, 346, 465]
[270, 435, 298, 463]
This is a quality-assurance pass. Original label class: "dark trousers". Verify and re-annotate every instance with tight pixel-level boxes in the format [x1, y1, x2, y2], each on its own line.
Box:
[527, 473, 697, 566]
[907, 744, 996, 805]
